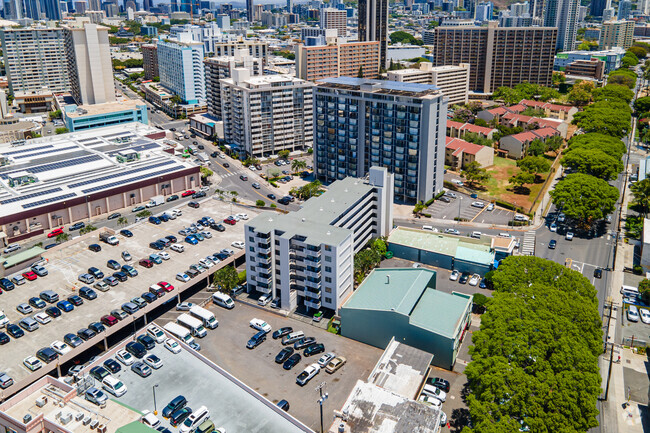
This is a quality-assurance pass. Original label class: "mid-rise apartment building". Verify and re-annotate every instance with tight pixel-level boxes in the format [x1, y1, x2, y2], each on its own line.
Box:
[212, 39, 268, 63]
[0, 27, 69, 95]
[157, 34, 206, 105]
[64, 23, 116, 105]
[321, 7, 347, 36]
[430, 22, 557, 93]
[142, 44, 159, 80]
[245, 166, 394, 313]
[204, 49, 262, 120]
[314, 77, 448, 203]
[387, 63, 470, 105]
[599, 20, 634, 49]
[296, 41, 380, 82]
[221, 70, 313, 157]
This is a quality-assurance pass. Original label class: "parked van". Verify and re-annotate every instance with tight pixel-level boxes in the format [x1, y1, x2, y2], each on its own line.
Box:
[179, 405, 209, 433]
[212, 292, 234, 309]
[102, 376, 127, 397]
[189, 305, 218, 329]
[470, 231, 481, 239]
[177, 313, 207, 338]
[621, 285, 640, 298]
[282, 331, 305, 346]
[163, 211, 177, 220]
[163, 322, 195, 345]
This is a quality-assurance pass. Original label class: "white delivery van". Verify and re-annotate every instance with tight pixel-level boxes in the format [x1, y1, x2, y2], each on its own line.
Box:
[189, 305, 218, 329]
[621, 285, 640, 298]
[162, 211, 176, 220]
[177, 313, 207, 338]
[212, 292, 235, 309]
[163, 322, 195, 345]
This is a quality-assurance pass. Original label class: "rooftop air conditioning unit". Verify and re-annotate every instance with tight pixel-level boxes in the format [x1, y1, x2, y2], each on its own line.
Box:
[60, 413, 72, 425]
[90, 420, 99, 429]
[83, 416, 92, 426]
[97, 425, 106, 433]
[23, 414, 32, 424]
[75, 413, 84, 421]
[35, 396, 47, 407]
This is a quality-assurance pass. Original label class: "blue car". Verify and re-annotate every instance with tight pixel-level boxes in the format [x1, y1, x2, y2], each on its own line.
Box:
[149, 216, 161, 225]
[149, 254, 162, 264]
[185, 235, 198, 245]
[159, 214, 170, 222]
[56, 300, 74, 313]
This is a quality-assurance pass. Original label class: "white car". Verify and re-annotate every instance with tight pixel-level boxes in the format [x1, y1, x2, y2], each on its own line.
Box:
[471, 201, 485, 208]
[236, 213, 249, 220]
[468, 274, 481, 286]
[3, 244, 20, 254]
[50, 340, 71, 355]
[557, 213, 566, 223]
[565, 232, 574, 241]
[640, 308, 650, 324]
[444, 228, 460, 236]
[296, 363, 320, 386]
[258, 294, 272, 306]
[628, 305, 640, 322]
[176, 302, 194, 311]
[422, 384, 447, 402]
[141, 411, 161, 429]
[158, 252, 170, 260]
[176, 273, 190, 282]
[144, 354, 163, 369]
[449, 270, 460, 281]
[23, 356, 43, 371]
[199, 258, 214, 269]
[147, 324, 166, 343]
[201, 231, 212, 239]
[317, 352, 336, 368]
[418, 394, 442, 409]
[34, 312, 51, 325]
[250, 318, 272, 333]
[171, 243, 185, 253]
[0, 310, 8, 328]
[164, 338, 182, 354]
[550, 223, 558, 232]
[231, 241, 245, 249]
[486, 203, 494, 211]
[116, 349, 135, 365]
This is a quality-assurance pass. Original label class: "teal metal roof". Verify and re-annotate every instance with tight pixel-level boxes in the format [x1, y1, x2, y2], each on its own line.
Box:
[2, 246, 45, 268]
[455, 245, 494, 266]
[410, 290, 472, 339]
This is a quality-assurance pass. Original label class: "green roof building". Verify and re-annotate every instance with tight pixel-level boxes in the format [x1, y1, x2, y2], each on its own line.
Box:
[340, 267, 473, 370]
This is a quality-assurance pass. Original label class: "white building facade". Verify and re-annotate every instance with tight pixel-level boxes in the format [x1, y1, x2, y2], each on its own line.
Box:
[157, 34, 206, 105]
[387, 63, 470, 105]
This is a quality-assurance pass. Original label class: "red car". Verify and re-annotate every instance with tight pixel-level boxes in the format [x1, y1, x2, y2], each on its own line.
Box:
[100, 315, 118, 327]
[158, 281, 174, 292]
[47, 227, 64, 238]
[181, 190, 196, 197]
[223, 217, 236, 225]
[22, 271, 38, 281]
[139, 259, 154, 268]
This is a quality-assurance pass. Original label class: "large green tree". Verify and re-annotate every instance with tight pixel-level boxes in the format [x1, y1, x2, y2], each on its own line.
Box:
[462, 161, 491, 187]
[572, 101, 632, 137]
[517, 156, 550, 176]
[567, 133, 627, 159]
[550, 173, 619, 226]
[561, 148, 623, 180]
[212, 265, 239, 294]
[631, 178, 650, 217]
[592, 84, 634, 104]
[464, 256, 602, 433]
[634, 96, 650, 113]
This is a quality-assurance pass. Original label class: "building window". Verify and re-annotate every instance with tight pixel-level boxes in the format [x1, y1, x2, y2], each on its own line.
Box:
[325, 255, 332, 262]
[325, 277, 332, 283]
[249, 247, 254, 252]
[325, 287, 332, 293]
[249, 236, 254, 242]
[325, 245, 331, 251]
[325, 266, 332, 272]
[325, 297, 332, 303]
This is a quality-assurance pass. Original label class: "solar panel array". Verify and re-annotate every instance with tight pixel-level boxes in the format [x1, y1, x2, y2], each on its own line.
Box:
[0, 187, 63, 205]
[13, 145, 79, 160]
[22, 193, 77, 209]
[81, 166, 184, 194]
[68, 159, 176, 189]
[0, 155, 103, 179]
[1, 145, 54, 156]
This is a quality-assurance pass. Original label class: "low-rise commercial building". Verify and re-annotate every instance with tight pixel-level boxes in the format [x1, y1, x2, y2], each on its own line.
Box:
[554, 48, 625, 74]
[340, 268, 473, 370]
[245, 167, 394, 313]
[0, 117, 42, 143]
[387, 63, 470, 105]
[565, 58, 605, 80]
[59, 98, 148, 132]
[13, 92, 55, 113]
[296, 41, 380, 82]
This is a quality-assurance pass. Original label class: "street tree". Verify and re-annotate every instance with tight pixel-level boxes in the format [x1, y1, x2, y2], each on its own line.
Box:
[592, 84, 634, 104]
[560, 148, 623, 181]
[567, 133, 626, 159]
[461, 161, 490, 187]
[634, 96, 650, 113]
[291, 159, 307, 173]
[567, 81, 594, 106]
[550, 173, 619, 227]
[56, 233, 69, 244]
[79, 225, 97, 235]
[571, 101, 631, 137]
[117, 216, 128, 227]
[212, 266, 239, 294]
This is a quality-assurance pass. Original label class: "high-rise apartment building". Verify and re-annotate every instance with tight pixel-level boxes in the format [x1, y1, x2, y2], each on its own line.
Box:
[204, 49, 262, 120]
[387, 63, 470, 105]
[599, 20, 634, 49]
[246, 0, 253, 21]
[245, 166, 394, 313]
[221, 69, 313, 157]
[64, 24, 115, 105]
[296, 41, 380, 81]
[529, 0, 544, 17]
[320, 8, 347, 37]
[314, 77, 448, 203]
[0, 27, 69, 94]
[590, 0, 609, 16]
[358, 0, 388, 67]
[88, 0, 101, 10]
[475, 1, 493, 21]
[544, 0, 579, 51]
[618, 0, 631, 19]
[157, 34, 206, 105]
[430, 22, 557, 93]
[142, 44, 159, 81]
[41, 0, 62, 20]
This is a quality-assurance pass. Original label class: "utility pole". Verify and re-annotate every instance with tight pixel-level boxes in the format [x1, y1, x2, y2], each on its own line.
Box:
[316, 381, 328, 433]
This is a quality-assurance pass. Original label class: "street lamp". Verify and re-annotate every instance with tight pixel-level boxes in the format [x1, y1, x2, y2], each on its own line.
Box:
[152, 384, 159, 415]
[457, 196, 463, 220]
[316, 382, 328, 433]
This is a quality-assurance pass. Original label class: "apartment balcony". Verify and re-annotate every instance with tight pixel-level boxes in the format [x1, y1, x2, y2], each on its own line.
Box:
[305, 248, 321, 258]
[257, 254, 272, 264]
[292, 268, 307, 278]
[257, 246, 271, 254]
[304, 255, 321, 264]
[304, 298, 321, 310]
[256, 284, 273, 295]
[304, 269, 321, 279]
[305, 279, 320, 289]
[304, 288, 321, 299]
[256, 274, 273, 286]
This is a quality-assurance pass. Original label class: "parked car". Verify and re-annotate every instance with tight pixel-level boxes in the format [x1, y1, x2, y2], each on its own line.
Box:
[131, 362, 152, 378]
[283, 353, 301, 370]
[325, 356, 346, 374]
[304, 343, 325, 357]
[296, 363, 320, 386]
[628, 305, 640, 322]
[449, 270, 460, 281]
[163, 396, 187, 418]
[275, 347, 295, 364]
[273, 327, 293, 340]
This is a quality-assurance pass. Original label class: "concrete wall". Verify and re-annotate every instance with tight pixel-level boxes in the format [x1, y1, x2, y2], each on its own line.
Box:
[389, 243, 454, 269]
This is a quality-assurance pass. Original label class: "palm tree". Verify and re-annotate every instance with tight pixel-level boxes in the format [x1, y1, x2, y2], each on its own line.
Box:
[291, 159, 307, 173]
[55, 233, 69, 244]
[230, 190, 238, 202]
[117, 216, 128, 227]
[79, 225, 97, 235]
[632, 179, 650, 217]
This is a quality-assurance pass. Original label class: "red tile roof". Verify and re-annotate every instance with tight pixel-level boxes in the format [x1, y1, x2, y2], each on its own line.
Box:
[446, 120, 464, 129]
[446, 137, 487, 155]
[532, 127, 559, 138]
[509, 131, 539, 142]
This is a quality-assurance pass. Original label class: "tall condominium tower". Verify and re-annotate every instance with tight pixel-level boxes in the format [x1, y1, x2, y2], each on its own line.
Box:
[544, 0, 579, 51]
[358, 0, 388, 68]
[246, 0, 253, 21]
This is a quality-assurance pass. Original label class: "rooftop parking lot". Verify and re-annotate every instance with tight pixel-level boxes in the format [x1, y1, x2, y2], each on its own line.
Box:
[157, 300, 383, 431]
[0, 197, 257, 388]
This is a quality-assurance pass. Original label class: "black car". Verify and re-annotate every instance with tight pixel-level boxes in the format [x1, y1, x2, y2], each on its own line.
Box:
[426, 377, 451, 393]
[188, 201, 200, 208]
[215, 253, 228, 261]
[107, 259, 121, 270]
[79, 287, 97, 300]
[594, 268, 603, 279]
[278, 197, 291, 205]
[166, 235, 178, 243]
[88, 244, 102, 252]
[210, 223, 226, 232]
[137, 334, 156, 349]
[186, 268, 199, 278]
[64, 333, 83, 348]
[0, 332, 9, 345]
[304, 343, 325, 357]
[167, 195, 179, 202]
[29, 297, 46, 309]
[45, 306, 62, 318]
[267, 194, 276, 200]
[548, 239, 557, 249]
[283, 353, 301, 370]
[141, 292, 157, 303]
[198, 144, 204, 150]
[192, 191, 206, 199]
[210, 152, 218, 158]
[77, 328, 96, 341]
[88, 267, 104, 279]
[36, 347, 58, 363]
[88, 322, 105, 334]
[157, 238, 171, 247]
[0, 278, 15, 291]
[277, 400, 290, 412]
[121, 265, 138, 277]
[103, 358, 121, 374]
[90, 366, 111, 382]
[150, 241, 165, 250]
[7, 324, 23, 338]
[113, 271, 128, 282]
[294, 337, 316, 349]
[223, 163, 230, 168]
[126, 341, 147, 358]
[273, 327, 293, 340]
[169, 407, 192, 427]
[162, 395, 187, 418]
[459, 273, 469, 284]
[107, 213, 121, 220]
[120, 229, 133, 237]
[68, 295, 84, 306]
[275, 347, 294, 363]
[69, 222, 85, 231]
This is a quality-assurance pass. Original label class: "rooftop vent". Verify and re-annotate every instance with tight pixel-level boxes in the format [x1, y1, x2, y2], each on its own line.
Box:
[386, 275, 390, 284]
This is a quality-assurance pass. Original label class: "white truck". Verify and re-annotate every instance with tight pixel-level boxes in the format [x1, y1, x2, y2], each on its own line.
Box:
[163, 322, 195, 345]
[147, 195, 164, 208]
[99, 232, 119, 245]
[189, 305, 218, 329]
[177, 313, 207, 338]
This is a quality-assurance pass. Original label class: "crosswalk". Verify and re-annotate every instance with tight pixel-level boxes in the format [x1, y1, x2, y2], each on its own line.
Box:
[521, 230, 536, 256]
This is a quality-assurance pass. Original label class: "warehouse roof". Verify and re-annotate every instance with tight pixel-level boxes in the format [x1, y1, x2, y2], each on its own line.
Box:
[410, 290, 472, 339]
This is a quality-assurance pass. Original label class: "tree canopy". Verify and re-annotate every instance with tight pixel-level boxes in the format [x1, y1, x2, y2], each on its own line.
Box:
[464, 256, 601, 433]
[567, 81, 595, 106]
[550, 173, 619, 226]
[631, 178, 650, 217]
[462, 161, 491, 187]
[389, 30, 423, 45]
[561, 148, 623, 181]
[572, 100, 631, 137]
[493, 82, 559, 105]
[608, 68, 637, 88]
[634, 96, 650, 113]
[592, 84, 634, 104]
[567, 133, 627, 159]
[517, 156, 550, 175]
